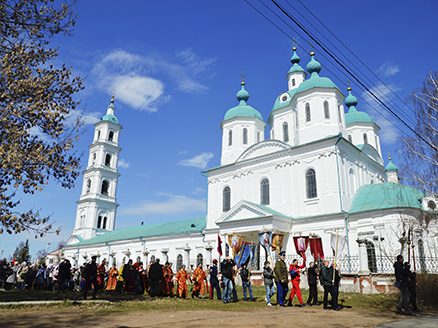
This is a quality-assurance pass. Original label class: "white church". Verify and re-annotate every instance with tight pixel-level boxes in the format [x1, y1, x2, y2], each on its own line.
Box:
[64, 48, 437, 292]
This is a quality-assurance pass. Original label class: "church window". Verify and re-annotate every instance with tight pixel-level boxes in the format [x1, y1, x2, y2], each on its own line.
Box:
[295, 112, 298, 129]
[86, 179, 91, 193]
[101, 180, 109, 195]
[197, 253, 203, 267]
[428, 200, 436, 210]
[122, 257, 126, 264]
[177, 254, 183, 271]
[136, 256, 141, 263]
[102, 217, 107, 229]
[105, 154, 111, 167]
[305, 103, 311, 122]
[257, 131, 260, 143]
[306, 169, 317, 199]
[150, 255, 155, 263]
[108, 131, 114, 142]
[283, 122, 289, 142]
[92, 153, 96, 165]
[349, 168, 356, 196]
[348, 135, 352, 143]
[370, 179, 374, 185]
[97, 130, 101, 140]
[338, 104, 342, 123]
[324, 101, 330, 119]
[366, 241, 377, 273]
[363, 133, 368, 144]
[223, 187, 231, 212]
[243, 128, 248, 145]
[97, 215, 102, 229]
[228, 130, 232, 146]
[80, 213, 85, 227]
[260, 178, 270, 205]
[292, 78, 295, 86]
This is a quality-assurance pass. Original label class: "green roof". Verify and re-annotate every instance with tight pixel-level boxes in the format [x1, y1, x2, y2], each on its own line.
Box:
[385, 159, 398, 172]
[68, 216, 206, 247]
[224, 103, 263, 121]
[350, 183, 424, 214]
[246, 201, 292, 219]
[345, 110, 373, 125]
[101, 114, 119, 124]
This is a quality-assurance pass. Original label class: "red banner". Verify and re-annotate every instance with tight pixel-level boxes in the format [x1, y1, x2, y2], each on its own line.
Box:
[309, 237, 324, 260]
[293, 236, 309, 257]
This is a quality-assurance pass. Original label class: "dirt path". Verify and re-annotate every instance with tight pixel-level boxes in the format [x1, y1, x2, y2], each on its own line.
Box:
[0, 306, 406, 328]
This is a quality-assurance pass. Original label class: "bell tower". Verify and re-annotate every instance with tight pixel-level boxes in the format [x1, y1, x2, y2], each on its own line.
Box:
[68, 96, 123, 244]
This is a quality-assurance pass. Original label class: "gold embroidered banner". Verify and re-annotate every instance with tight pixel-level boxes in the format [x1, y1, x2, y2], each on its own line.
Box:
[271, 233, 284, 255]
[228, 234, 243, 258]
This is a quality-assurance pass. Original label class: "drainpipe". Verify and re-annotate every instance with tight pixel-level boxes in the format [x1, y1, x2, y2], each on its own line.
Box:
[200, 171, 209, 244]
[335, 133, 351, 272]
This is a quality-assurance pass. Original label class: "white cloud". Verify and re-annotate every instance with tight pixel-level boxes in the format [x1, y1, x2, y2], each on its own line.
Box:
[118, 158, 130, 169]
[179, 150, 189, 155]
[192, 188, 206, 195]
[377, 62, 400, 78]
[178, 152, 214, 169]
[89, 48, 216, 111]
[119, 192, 206, 216]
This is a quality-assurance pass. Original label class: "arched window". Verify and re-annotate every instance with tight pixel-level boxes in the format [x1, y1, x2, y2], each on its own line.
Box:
[197, 253, 203, 267]
[305, 103, 311, 122]
[338, 104, 342, 123]
[223, 187, 231, 212]
[283, 122, 289, 142]
[177, 254, 183, 271]
[97, 215, 102, 228]
[105, 154, 111, 167]
[243, 128, 248, 145]
[363, 133, 368, 144]
[349, 168, 356, 196]
[292, 78, 295, 86]
[324, 101, 330, 119]
[257, 131, 260, 143]
[79, 212, 85, 227]
[260, 178, 270, 205]
[86, 179, 91, 193]
[101, 180, 109, 195]
[92, 153, 96, 165]
[108, 131, 114, 142]
[97, 130, 101, 140]
[306, 169, 317, 199]
[102, 217, 107, 229]
[348, 135, 352, 143]
[366, 241, 377, 273]
[150, 255, 156, 263]
[370, 179, 374, 185]
[228, 130, 232, 146]
[122, 257, 126, 264]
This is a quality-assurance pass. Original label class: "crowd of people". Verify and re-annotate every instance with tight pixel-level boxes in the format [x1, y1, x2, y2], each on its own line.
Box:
[0, 252, 421, 315]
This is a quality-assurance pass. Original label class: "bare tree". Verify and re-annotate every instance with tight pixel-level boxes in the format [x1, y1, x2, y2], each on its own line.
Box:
[0, 0, 84, 238]
[399, 70, 438, 195]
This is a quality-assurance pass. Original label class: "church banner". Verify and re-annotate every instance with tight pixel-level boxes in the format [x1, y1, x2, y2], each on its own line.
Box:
[228, 234, 243, 259]
[271, 233, 284, 255]
[234, 242, 251, 269]
[309, 237, 325, 260]
[330, 233, 348, 263]
[258, 231, 272, 258]
[249, 243, 256, 269]
[293, 235, 309, 257]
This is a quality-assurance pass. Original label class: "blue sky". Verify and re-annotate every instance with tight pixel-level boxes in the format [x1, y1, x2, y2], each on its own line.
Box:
[2, 0, 437, 259]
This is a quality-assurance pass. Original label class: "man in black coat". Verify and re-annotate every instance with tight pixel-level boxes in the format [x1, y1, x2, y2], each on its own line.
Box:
[220, 257, 235, 303]
[394, 255, 414, 316]
[149, 258, 163, 297]
[320, 260, 338, 310]
[306, 262, 318, 305]
[57, 259, 71, 292]
[83, 256, 98, 300]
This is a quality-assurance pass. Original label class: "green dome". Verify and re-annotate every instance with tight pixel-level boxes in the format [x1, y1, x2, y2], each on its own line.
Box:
[287, 48, 306, 75]
[344, 88, 374, 125]
[385, 159, 398, 172]
[101, 114, 119, 124]
[350, 182, 424, 213]
[296, 53, 340, 93]
[224, 83, 263, 121]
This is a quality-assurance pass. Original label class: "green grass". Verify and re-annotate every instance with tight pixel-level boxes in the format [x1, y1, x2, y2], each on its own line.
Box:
[1, 285, 437, 315]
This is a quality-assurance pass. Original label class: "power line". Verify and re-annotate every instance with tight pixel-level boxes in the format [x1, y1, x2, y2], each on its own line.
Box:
[270, 0, 438, 152]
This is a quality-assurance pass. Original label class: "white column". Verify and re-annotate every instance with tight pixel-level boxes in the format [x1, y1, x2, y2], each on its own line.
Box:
[205, 243, 213, 265]
[356, 239, 370, 275]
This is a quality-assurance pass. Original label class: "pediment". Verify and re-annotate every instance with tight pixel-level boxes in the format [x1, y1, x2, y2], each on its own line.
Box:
[236, 140, 291, 163]
[67, 235, 82, 246]
[216, 200, 274, 224]
[359, 144, 383, 165]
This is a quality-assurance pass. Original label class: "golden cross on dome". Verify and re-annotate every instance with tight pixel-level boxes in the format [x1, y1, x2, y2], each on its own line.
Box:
[240, 71, 245, 83]
[388, 149, 391, 161]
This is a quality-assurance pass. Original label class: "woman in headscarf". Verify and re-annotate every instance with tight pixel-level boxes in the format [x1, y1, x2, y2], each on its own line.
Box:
[6, 260, 19, 290]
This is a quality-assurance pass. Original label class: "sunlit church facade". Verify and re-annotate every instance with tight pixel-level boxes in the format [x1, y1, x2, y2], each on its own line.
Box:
[64, 49, 437, 292]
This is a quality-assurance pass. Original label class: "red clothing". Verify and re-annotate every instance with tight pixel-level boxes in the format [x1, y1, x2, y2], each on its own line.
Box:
[288, 261, 306, 304]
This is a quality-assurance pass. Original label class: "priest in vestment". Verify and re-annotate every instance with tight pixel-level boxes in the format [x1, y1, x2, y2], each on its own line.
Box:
[175, 265, 189, 298]
[192, 262, 206, 298]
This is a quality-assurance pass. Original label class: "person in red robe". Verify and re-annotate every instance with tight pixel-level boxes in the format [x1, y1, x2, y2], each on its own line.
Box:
[192, 262, 206, 298]
[287, 258, 306, 307]
[106, 264, 118, 291]
[175, 265, 189, 298]
[97, 259, 107, 290]
[167, 263, 174, 297]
